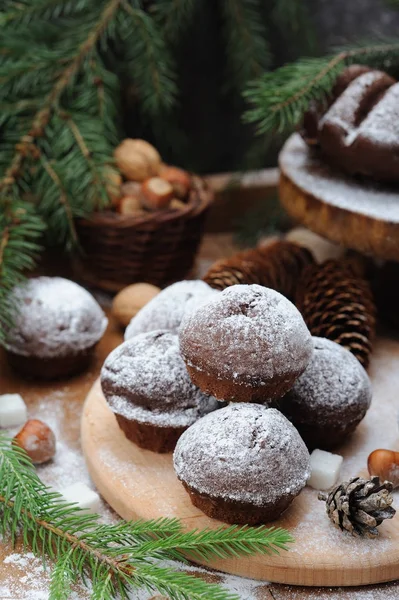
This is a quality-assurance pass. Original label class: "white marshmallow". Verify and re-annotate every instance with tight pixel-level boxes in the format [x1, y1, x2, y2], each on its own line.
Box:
[0, 394, 28, 428]
[59, 482, 101, 514]
[308, 449, 343, 491]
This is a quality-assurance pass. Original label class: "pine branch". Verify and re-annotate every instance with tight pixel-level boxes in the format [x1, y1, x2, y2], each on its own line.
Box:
[271, 0, 318, 55]
[0, 0, 122, 197]
[119, 1, 178, 117]
[0, 434, 294, 600]
[0, 0, 92, 26]
[152, 0, 198, 42]
[243, 41, 399, 135]
[220, 0, 271, 91]
[0, 203, 44, 343]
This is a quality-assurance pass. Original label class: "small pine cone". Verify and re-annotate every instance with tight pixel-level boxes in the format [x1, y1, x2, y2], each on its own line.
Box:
[203, 241, 314, 300]
[203, 251, 264, 290]
[319, 476, 396, 538]
[295, 259, 376, 368]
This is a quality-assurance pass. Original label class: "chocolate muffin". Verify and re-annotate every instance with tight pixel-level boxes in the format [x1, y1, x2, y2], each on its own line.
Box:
[101, 330, 219, 453]
[4, 277, 107, 379]
[179, 284, 313, 403]
[124, 280, 218, 340]
[278, 337, 372, 451]
[174, 403, 310, 524]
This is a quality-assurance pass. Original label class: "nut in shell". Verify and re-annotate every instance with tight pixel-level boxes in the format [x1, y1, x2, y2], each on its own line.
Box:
[141, 177, 174, 210]
[112, 283, 161, 327]
[118, 196, 145, 216]
[368, 449, 399, 488]
[114, 139, 161, 181]
[13, 419, 56, 464]
[104, 167, 122, 207]
[159, 164, 191, 199]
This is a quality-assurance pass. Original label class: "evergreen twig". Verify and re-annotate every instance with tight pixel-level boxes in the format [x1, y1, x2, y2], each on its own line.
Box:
[0, 205, 44, 344]
[220, 0, 271, 91]
[244, 41, 399, 134]
[0, 433, 294, 600]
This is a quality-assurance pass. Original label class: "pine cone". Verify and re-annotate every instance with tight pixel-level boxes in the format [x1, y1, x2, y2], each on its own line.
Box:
[319, 476, 396, 538]
[203, 241, 315, 300]
[295, 259, 376, 368]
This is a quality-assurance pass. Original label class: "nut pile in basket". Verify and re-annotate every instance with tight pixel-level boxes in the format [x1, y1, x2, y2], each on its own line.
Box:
[109, 138, 191, 215]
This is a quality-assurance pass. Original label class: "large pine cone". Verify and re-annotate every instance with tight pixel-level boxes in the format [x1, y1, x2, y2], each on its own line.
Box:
[295, 259, 376, 368]
[319, 476, 396, 538]
[203, 241, 314, 301]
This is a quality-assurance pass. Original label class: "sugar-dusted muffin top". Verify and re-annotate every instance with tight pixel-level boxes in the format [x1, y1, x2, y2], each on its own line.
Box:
[4, 277, 107, 358]
[281, 337, 372, 427]
[174, 403, 310, 505]
[101, 330, 219, 428]
[179, 284, 313, 384]
[125, 280, 219, 340]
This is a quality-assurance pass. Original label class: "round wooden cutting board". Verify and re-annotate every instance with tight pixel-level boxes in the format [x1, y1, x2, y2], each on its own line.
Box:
[279, 134, 399, 261]
[81, 337, 399, 587]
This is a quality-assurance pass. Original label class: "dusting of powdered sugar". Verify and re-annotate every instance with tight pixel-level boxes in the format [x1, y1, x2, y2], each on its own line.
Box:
[0, 551, 91, 600]
[101, 331, 219, 428]
[4, 277, 108, 358]
[355, 82, 399, 147]
[280, 337, 372, 425]
[179, 284, 313, 383]
[279, 134, 399, 222]
[173, 404, 310, 505]
[319, 71, 386, 134]
[124, 280, 219, 340]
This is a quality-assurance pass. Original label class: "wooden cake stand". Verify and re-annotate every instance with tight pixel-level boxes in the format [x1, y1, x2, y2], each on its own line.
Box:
[81, 334, 399, 587]
[279, 134, 399, 261]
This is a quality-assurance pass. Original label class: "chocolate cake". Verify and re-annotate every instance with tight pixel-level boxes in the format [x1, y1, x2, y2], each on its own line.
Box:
[4, 277, 107, 379]
[302, 65, 399, 183]
[179, 284, 313, 403]
[173, 403, 310, 524]
[124, 280, 218, 340]
[101, 330, 219, 453]
[278, 337, 372, 450]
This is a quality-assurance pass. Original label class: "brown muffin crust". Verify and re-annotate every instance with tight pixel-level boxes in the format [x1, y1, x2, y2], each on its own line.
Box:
[174, 404, 310, 524]
[179, 284, 313, 403]
[181, 481, 297, 525]
[6, 346, 97, 380]
[101, 330, 219, 452]
[4, 276, 107, 379]
[115, 414, 186, 453]
[278, 337, 372, 450]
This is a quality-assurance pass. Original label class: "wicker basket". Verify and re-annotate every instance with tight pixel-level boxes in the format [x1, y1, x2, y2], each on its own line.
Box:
[73, 176, 213, 292]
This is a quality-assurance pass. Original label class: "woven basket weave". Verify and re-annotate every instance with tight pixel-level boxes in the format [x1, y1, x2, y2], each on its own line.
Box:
[73, 176, 213, 292]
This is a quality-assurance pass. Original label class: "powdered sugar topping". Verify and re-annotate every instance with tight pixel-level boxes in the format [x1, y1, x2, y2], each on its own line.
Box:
[101, 330, 219, 427]
[179, 284, 313, 382]
[174, 403, 310, 505]
[125, 280, 219, 340]
[279, 134, 399, 222]
[281, 337, 372, 424]
[4, 277, 107, 358]
[356, 82, 399, 147]
[320, 71, 385, 134]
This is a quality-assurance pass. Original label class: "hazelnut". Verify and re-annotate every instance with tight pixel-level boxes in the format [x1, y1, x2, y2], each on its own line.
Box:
[367, 449, 399, 488]
[159, 164, 191, 199]
[141, 177, 174, 210]
[118, 196, 145, 216]
[120, 181, 141, 197]
[169, 198, 187, 211]
[13, 419, 56, 464]
[112, 283, 161, 327]
[104, 168, 122, 207]
[114, 139, 161, 181]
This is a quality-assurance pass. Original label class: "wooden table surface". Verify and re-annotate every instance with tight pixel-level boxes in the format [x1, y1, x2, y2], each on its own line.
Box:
[1, 233, 399, 599]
